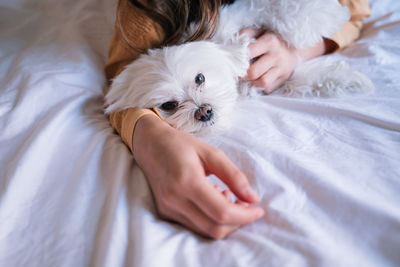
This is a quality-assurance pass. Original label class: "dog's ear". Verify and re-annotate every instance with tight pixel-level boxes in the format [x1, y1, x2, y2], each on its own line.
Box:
[104, 52, 162, 114]
[220, 41, 250, 79]
[104, 67, 139, 114]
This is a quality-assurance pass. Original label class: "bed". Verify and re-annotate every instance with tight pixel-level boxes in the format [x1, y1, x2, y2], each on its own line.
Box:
[0, 0, 399, 266]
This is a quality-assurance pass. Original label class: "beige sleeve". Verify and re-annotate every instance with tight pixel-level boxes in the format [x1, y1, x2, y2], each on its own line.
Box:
[330, 0, 371, 50]
[109, 108, 160, 152]
[105, 0, 165, 152]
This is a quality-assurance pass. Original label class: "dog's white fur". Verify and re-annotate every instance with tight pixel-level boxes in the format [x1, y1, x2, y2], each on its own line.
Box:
[106, 41, 249, 133]
[105, 0, 374, 135]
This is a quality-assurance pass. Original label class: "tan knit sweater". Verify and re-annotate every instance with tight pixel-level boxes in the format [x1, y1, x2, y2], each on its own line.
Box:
[105, 0, 371, 152]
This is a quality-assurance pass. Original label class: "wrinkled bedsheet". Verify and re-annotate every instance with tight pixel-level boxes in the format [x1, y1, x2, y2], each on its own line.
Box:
[0, 0, 399, 266]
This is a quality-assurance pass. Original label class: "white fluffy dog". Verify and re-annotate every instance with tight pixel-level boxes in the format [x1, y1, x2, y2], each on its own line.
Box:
[105, 0, 374, 135]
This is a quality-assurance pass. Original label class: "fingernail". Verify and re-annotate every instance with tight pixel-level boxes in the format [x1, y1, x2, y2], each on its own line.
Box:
[244, 187, 259, 202]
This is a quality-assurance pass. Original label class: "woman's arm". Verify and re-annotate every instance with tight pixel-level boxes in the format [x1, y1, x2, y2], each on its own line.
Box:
[133, 114, 264, 239]
[105, 0, 264, 239]
[241, 0, 371, 94]
[240, 29, 335, 94]
[332, 0, 371, 49]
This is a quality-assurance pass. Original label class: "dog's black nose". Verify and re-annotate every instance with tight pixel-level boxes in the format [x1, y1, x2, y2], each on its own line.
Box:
[195, 104, 213, 122]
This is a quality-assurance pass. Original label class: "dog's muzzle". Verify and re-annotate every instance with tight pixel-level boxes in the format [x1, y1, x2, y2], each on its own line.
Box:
[194, 104, 213, 122]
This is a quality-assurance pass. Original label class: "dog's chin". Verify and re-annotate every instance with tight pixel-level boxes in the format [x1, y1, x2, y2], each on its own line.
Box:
[181, 121, 217, 137]
[164, 117, 217, 136]
[162, 114, 232, 137]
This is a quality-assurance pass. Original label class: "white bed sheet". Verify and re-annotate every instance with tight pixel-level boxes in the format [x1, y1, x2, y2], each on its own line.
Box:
[0, 0, 399, 266]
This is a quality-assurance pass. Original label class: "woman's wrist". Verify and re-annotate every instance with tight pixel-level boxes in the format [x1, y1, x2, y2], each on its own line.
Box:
[133, 114, 169, 155]
[297, 38, 338, 61]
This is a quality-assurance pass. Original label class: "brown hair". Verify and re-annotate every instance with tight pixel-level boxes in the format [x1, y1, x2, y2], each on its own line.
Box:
[128, 0, 235, 46]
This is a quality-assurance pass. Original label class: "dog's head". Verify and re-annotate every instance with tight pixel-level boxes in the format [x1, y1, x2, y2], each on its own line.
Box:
[105, 40, 249, 135]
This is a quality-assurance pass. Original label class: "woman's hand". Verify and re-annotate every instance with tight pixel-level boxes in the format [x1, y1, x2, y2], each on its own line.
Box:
[240, 28, 335, 94]
[132, 115, 265, 239]
[240, 28, 298, 94]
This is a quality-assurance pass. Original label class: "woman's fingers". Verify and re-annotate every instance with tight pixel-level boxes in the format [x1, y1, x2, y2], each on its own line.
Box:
[262, 76, 286, 94]
[241, 30, 279, 60]
[222, 189, 233, 202]
[238, 28, 298, 94]
[189, 178, 264, 226]
[156, 190, 240, 240]
[214, 186, 233, 202]
[235, 199, 250, 207]
[252, 67, 282, 92]
[174, 200, 241, 239]
[200, 148, 259, 203]
[156, 178, 261, 239]
[246, 52, 276, 81]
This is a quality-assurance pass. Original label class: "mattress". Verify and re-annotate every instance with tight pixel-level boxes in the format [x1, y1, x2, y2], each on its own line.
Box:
[0, 0, 399, 266]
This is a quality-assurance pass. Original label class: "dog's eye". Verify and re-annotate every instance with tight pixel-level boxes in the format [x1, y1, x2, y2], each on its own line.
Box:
[160, 101, 179, 111]
[195, 73, 205, 86]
